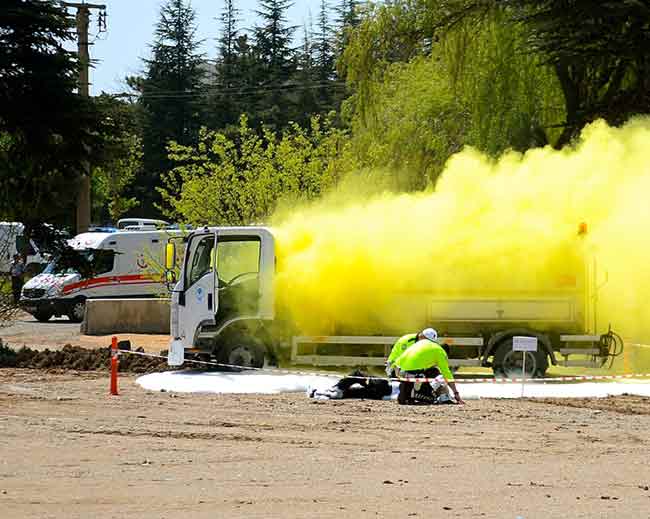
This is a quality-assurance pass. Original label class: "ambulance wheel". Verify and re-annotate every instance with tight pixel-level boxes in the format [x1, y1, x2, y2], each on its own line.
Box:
[33, 310, 53, 322]
[493, 339, 548, 378]
[67, 299, 86, 323]
[218, 340, 265, 370]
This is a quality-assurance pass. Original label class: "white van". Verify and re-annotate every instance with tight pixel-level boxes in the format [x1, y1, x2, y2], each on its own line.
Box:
[0, 222, 47, 275]
[20, 229, 181, 322]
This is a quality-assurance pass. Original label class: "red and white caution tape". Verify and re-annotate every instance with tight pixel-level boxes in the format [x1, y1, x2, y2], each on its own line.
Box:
[116, 349, 650, 385]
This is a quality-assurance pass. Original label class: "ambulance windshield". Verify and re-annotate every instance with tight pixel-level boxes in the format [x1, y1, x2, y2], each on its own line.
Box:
[43, 249, 115, 277]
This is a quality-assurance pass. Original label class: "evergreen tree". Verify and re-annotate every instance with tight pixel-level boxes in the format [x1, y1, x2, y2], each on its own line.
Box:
[315, 0, 335, 82]
[293, 21, 319, 120]
[312, 0, 337, 113]
[252, 0, 297, 128]
[219, 0, 240, 75]
[0, 0, 103, 225]
[208, 0, 242, 129]
[334, 0, 360, 56]
[135, 0, 205, 215]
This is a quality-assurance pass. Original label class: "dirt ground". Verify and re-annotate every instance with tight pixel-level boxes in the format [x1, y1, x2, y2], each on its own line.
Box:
[2, 369, 650, 518]
[0, 311, 169, 352]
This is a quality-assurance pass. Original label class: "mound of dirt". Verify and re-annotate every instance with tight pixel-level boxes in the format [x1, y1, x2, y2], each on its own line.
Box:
[0, 340, 167, 373]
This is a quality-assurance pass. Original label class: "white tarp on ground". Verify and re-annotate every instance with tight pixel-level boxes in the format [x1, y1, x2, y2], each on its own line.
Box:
[136, 370, 650, 399]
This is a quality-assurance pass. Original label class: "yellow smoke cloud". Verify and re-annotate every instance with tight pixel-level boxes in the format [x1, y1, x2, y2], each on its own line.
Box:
[273, 118, 650, 351]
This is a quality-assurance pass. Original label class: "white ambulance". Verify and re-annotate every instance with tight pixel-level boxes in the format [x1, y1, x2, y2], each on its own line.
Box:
[20, 228, 181, 322]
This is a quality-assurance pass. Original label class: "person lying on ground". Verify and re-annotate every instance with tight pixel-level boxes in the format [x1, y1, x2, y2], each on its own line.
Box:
[394, 338, 464, 405]
[308, 369, 392, 400]
[385, 327, 438, 378]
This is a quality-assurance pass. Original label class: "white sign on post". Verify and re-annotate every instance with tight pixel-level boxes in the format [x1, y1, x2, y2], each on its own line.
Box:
[513, 336, 538, 352]
[513, 336, 538, 397]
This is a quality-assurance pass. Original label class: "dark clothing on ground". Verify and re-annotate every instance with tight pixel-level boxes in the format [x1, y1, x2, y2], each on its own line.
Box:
[335, 370, 392, 400]
[309, 370, 392, 400]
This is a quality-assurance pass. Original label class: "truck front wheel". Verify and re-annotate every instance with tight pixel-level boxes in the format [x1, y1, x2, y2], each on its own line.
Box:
[218, 340, 265, 370]
[492, 339, 548, 378]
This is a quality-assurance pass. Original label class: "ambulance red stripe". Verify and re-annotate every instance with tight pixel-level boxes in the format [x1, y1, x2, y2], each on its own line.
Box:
[62, 274, 160, 294]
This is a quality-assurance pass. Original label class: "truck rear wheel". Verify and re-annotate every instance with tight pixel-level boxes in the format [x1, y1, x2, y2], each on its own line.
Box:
[218, 340, 265, 370]
[493, 339, 548, 378]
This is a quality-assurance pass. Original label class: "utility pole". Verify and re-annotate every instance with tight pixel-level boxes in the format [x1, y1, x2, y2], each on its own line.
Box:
[62, 2, 107, 234]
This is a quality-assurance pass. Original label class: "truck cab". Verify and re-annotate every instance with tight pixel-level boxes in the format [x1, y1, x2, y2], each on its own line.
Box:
[169, 227, 275, 367]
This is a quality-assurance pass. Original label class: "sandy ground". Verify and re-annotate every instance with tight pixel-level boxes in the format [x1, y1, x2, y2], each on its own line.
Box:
[0, 312, 169, 352]
[2, 369, 650, 518]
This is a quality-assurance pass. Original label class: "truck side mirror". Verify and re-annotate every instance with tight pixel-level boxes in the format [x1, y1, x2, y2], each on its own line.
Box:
[165, 243, 175, 270]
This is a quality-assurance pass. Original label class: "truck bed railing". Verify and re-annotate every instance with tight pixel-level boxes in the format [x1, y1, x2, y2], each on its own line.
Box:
[290, 335, 484, 368]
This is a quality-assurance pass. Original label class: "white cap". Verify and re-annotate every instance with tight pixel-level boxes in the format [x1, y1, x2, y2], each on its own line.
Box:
[421, 328, 438, 341]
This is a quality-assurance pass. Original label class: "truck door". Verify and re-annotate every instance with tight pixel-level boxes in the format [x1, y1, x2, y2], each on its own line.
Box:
[178, 231, 217, 348]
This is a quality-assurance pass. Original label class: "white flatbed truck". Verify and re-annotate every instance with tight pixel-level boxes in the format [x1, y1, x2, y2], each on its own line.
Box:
[166, 226, 622, 376]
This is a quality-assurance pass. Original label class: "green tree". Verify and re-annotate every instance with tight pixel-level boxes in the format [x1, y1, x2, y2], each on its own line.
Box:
[334, 0, 362, 56]
[92, 135, 142, 224]
[218, 0, 240, 77]
[315, 1, 336, 81]
[512, 0, 650, 145]
[252, 0, 298, 128]
[158, 115, 347, 225]
[133, 0, 205, 215]
[207, 0, 243, 129]
[0, 0, 103, 225]
[339, 1, 563, 189]
[313, 0, 337, 112]
[437, 0, 650, 146]
[89, 95, 142, 223]
[293, 22, 320, 120]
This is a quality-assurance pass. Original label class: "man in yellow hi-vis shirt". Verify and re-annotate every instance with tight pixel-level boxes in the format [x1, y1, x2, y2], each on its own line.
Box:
[394, 335, 464, 405]
[385, 328, 438, 378]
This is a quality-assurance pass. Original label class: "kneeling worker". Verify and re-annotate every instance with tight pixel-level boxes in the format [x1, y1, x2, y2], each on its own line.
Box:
[385, 327, 438, 378]
[394, 333, 464, 405]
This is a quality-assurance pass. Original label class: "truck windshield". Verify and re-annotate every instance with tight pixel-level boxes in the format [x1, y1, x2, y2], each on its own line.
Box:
[216, 239, 260, 284]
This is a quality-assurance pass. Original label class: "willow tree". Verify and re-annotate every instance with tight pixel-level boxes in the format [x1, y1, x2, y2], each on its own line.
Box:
[437, 0, 650, 146]
[338, 0, 563, 190]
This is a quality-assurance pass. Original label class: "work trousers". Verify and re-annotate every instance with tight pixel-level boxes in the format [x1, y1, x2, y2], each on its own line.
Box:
[397, 366, 442, 405]
[11, 276, 23, 305]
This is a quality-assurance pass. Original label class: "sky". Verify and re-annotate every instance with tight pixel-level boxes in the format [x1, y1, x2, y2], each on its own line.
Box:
[73, 0, 323, 95]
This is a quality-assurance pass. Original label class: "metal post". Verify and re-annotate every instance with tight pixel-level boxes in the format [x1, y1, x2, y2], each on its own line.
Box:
[76, 5, 90, 234]
[592, 257, 598, 334]
[110, 335, 119, 395]
[521, 352, 526, 398]
[62, 2, 106, 234]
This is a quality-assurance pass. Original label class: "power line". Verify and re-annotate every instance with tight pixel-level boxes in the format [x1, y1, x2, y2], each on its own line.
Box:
[120, 80, 350, 100]
[129, 78, 347, 95]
